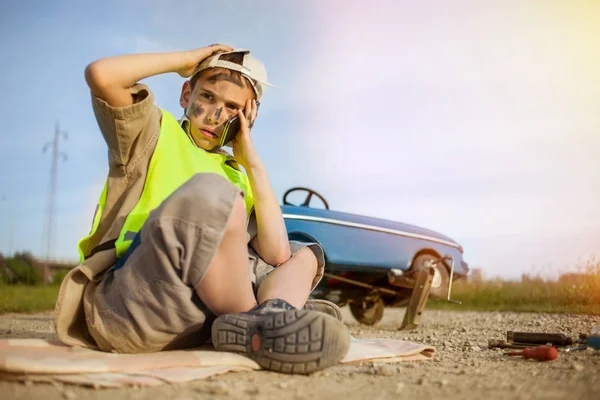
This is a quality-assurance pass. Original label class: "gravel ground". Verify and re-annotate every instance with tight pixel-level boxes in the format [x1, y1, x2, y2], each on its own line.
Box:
[1, 307, 599, 400]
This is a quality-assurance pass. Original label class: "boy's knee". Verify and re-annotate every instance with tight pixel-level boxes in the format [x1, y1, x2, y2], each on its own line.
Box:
[177, 173, 237, 208]
[295, 247, 318, 273]
[157, 173, 241, 219]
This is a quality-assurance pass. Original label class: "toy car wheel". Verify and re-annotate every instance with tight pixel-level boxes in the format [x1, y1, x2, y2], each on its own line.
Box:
[412, 254, 449, 299]
[349, 296, 385, 326]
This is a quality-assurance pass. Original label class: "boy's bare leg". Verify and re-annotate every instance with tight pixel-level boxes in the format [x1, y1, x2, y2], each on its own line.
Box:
[256, 248, 317, 309]
[210, 231, 349, 374]
[202, 193, 349, 374]
[195, 195, 257, 315]
[256, 249, 342, 320]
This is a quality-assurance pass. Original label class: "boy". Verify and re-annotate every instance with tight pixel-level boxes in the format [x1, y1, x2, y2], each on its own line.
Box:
[53, 44, 350, 374]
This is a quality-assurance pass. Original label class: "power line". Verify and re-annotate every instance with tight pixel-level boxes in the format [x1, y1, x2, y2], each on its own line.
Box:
[42, 121, 67, 282]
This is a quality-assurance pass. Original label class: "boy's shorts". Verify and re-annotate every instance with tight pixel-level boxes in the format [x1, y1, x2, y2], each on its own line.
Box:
[83, 173, 325, 354]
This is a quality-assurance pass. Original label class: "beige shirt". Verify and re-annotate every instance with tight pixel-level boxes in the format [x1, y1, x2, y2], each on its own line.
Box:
[79, 84, 162, 260]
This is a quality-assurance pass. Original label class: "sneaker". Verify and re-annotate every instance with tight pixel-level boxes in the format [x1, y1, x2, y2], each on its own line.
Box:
[303, 299, 343, 321]
[211, 299, 350, 374]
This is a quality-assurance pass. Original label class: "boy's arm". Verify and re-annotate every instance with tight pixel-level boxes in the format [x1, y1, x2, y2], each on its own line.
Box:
[248, 164, 292, 265]
[85, 45, 233, 107]
[233, 101, 291, 265]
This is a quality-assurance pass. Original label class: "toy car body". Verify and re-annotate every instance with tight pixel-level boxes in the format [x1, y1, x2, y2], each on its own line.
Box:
[281, 188, 469, 327]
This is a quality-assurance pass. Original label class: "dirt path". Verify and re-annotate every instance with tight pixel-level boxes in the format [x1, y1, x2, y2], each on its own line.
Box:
[1, 307, 599, 400]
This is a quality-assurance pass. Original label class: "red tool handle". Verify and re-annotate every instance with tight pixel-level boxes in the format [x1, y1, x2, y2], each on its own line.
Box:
[506, 346, 558, 361]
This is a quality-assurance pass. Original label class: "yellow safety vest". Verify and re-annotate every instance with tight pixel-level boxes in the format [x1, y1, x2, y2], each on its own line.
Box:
[77, 109, 254, 261]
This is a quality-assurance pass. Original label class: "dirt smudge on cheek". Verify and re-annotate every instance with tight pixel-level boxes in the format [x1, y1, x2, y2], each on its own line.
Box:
[190, 103, 205, 118]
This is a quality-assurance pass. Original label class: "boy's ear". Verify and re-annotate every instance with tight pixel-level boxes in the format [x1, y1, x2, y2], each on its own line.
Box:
[180, 81, 192, 109]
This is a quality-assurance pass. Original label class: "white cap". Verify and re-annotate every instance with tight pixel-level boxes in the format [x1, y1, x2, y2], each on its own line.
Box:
[190, 49, 274, 100]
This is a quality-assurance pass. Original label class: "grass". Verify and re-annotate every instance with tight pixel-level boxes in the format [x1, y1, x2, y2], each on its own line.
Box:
[1, 258, 599, 316]
[0, 284, 60, 314]
[428, 281, 600, 315]
[429, 257, 600, 315]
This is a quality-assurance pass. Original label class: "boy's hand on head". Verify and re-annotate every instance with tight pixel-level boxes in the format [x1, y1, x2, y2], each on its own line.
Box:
[176, 44, 234, 78]
[232, 99, 261, 171]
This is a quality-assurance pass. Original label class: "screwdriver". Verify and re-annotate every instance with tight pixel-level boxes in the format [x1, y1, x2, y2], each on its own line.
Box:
[505, 345, 559, 361]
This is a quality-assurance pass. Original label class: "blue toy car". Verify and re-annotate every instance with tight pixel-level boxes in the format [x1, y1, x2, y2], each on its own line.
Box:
[281, 187, 469, 328]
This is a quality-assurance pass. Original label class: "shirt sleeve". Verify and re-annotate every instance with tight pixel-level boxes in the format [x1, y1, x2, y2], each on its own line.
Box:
[90, 83, 161, 168]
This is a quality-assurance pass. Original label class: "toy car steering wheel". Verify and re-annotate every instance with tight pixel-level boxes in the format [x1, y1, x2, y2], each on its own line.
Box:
[283, 187, 330, 210]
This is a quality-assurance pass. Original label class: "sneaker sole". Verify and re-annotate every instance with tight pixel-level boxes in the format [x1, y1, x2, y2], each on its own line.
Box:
[303, 299, 343, 321]
[211, 309, 350, 374]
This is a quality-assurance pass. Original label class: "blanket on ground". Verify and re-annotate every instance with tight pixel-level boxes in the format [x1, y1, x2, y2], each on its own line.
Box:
[0, 338, 435, 388]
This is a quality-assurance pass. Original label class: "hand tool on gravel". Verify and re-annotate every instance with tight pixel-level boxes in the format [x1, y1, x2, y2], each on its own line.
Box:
[504, 346, 559, 361]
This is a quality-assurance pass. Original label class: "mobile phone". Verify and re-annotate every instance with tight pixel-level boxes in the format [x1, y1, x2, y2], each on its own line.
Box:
[219, 101, 260, 147]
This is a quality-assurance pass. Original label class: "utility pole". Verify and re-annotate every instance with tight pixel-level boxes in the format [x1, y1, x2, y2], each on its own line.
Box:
[42, 121, 67, 283]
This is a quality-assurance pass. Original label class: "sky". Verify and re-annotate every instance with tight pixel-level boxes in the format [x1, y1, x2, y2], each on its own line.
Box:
[0, 0, 598, 279]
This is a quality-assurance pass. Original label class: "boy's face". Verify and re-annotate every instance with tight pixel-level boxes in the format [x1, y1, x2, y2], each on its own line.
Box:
[180, 71, 255, 150]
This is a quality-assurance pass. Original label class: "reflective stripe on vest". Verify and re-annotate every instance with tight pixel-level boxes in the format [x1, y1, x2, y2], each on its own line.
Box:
[77, 109, 254, 261]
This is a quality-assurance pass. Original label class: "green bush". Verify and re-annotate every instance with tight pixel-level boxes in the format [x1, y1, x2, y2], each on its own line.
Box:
[9, 258, 43, 284]
[0, 252, 43, 285]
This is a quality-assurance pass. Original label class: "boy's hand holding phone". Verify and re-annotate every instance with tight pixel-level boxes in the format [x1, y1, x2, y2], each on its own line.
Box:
[232, 99, 261, 171]
[220, 100, 260, 147]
